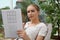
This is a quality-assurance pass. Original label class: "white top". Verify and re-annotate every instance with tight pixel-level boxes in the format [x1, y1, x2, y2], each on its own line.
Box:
[18, 22, 48, 40]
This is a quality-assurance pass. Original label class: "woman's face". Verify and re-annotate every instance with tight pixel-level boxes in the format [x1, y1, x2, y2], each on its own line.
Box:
[27, 5, 39, 20]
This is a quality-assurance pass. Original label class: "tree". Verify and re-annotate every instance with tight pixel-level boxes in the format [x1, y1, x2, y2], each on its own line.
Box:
[38, 0, 60, 39]
[18, 0, 60, 39]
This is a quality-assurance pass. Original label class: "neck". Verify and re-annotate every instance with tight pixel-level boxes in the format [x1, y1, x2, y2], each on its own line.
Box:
[31, 18, 40, 24]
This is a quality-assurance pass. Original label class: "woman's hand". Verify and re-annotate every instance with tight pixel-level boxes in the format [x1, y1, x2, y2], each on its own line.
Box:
[17, 30, 26, 38]
[17, 30, 30, 40]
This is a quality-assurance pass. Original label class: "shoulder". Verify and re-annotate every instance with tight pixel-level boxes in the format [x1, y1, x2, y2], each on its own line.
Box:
[38, 22, 47, 28]
[24, 21, 30, 29]
[38, 22, 48, 33]
[38, 23, 48, 36]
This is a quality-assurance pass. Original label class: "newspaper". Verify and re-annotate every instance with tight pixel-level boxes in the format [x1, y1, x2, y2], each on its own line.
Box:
[2, 9, 23, 38]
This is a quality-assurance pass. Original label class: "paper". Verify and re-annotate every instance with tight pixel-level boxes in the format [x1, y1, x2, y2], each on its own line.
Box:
[2, 9, 23, 38]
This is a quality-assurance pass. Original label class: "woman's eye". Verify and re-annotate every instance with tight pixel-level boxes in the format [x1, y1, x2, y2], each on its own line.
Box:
[27, 11, 30, 13]
[31, 10, 35, 12]
[27, 10, 35, 13]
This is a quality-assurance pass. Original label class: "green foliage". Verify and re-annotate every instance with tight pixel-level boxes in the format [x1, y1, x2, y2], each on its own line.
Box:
[20, 0, 59, 38]
[38, 0, 60, 37]
[18, 0, 35, 15]
[0, 7, 10, 10]
[17, 0, 46, 16]
[0, 0, 59, 38]
[20, 0, 60, 37]
[0, 13, 2, 27]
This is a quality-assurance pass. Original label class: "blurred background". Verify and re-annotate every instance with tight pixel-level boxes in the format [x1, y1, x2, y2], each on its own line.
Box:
[0, 0, 60, 40]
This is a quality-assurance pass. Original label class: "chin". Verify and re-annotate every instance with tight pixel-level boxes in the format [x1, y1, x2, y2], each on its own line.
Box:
[30, 18, 34, 21]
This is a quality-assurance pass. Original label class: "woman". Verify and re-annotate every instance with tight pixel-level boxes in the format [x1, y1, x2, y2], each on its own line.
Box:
[17, 4, 47, 40]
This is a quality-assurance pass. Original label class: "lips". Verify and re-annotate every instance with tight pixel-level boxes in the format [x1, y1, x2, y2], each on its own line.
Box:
[29, 16, 33, 18]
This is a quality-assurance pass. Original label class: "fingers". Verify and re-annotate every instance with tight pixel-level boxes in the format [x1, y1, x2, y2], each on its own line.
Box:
[19, 33, 24, 37]
[17, 30, 25, 37]
[17, 30, 22, 37]
[17, 30, 29, 40]
[17, 30, 23, 34]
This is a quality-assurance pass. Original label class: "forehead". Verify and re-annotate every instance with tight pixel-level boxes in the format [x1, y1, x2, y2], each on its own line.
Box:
[27, 5, 36, 11]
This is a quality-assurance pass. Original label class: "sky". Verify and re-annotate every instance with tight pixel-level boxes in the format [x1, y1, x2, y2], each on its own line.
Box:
[0, 0, 17, 9]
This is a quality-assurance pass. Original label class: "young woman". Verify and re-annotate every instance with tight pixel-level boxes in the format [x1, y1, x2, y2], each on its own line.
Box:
[17, 4, 47, 40]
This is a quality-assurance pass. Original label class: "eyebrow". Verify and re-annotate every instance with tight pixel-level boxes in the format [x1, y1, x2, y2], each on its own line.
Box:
[27, 10, 35, 12]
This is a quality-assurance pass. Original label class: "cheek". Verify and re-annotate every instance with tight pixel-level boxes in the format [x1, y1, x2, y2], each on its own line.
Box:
[27, 13, 30, 18]
[34, 12, 38, 17]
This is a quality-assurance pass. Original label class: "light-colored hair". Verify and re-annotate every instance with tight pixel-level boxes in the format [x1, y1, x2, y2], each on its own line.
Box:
[27, 4, 40, 11]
